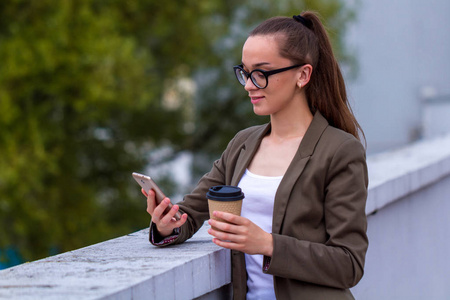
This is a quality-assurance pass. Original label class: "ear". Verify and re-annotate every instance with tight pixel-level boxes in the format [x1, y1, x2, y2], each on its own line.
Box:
[296, 64, 313, 89]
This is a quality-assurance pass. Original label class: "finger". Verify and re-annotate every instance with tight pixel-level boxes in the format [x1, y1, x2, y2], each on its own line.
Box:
[146, 190, 157, 215]
[160, 204, 182, 226]
[208, 225, 243, 244]
[152, 197, 171, 222]
[172, 212, 188, 227]
[212, 211, 244, 225]
[212, 238, 241, 251]
[208, 218, 239, 234]
[141, 188, 149, 197]
[208, 226, 232, 241]
[157, 212, 188, 235]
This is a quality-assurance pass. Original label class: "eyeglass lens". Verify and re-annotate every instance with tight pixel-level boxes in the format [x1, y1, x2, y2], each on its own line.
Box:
[235, 68, 266, 89]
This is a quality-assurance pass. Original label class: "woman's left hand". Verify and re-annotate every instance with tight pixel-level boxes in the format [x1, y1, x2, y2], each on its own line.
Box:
[208, 211, 273, 257]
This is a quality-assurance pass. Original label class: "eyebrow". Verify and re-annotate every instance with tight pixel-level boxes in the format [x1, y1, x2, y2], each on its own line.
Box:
[242, 62, 271, 68]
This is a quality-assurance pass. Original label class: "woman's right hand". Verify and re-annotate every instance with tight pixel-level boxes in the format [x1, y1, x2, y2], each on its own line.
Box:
[142, 188, 188, 237]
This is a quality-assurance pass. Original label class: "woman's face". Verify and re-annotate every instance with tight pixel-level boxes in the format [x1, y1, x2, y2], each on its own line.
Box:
[241, 34, 301, 117]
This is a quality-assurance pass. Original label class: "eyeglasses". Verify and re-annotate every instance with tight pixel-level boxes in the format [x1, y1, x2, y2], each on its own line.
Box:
[233, 64, 303, 89]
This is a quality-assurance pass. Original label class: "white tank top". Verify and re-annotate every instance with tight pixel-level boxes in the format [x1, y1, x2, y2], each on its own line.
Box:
[238, 169, 283, 300]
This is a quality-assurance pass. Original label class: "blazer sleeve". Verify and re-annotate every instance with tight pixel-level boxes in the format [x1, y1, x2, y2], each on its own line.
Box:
[264, 137, 369, 289]
[149, 132, 240, 246]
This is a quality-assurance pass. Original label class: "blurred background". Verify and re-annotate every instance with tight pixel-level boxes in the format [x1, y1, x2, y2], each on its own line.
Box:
[1, 0, 449, 270]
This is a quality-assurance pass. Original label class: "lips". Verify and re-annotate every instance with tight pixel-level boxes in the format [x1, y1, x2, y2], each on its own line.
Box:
[250, 95, 264, 104]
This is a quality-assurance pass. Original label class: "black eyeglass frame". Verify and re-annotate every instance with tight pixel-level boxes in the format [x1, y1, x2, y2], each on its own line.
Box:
[233, 64, 304, 89]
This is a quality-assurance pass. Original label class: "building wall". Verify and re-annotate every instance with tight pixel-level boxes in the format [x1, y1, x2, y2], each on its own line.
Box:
[344, 0, 450, 154]
[351, 175, 450, 299]
[422, 96, 450, 139]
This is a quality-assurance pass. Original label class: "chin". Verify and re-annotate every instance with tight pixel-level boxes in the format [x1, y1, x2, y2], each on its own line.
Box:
[253, 105, 273, 116]
[253, 108, 269, 116]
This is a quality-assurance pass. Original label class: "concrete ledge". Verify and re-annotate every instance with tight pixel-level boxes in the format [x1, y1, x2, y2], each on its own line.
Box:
[0, 224, 230, 300]
[366, 133, 450, 215]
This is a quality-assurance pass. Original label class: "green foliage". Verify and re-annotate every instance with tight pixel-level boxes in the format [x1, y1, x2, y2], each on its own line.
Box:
[0, 0, 356, 266]
[0, 0, 210, 263]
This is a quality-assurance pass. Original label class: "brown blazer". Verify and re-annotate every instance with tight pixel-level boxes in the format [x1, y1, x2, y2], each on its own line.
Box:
[150, 111, 368, 299]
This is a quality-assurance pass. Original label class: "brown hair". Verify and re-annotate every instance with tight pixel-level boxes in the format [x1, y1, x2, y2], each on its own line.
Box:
[249, 11, 365, 143]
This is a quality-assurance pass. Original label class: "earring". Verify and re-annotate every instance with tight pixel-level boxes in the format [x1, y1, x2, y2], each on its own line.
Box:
[298, 83, 302, 89]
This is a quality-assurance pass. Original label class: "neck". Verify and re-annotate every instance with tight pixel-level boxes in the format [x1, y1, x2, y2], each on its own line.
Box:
[269, 95, 313, 141]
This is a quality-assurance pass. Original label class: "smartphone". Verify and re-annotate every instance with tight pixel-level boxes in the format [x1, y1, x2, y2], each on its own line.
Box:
[132, 172, 181, 220]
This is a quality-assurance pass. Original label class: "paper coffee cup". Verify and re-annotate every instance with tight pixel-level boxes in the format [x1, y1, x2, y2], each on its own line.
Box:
[207, 185, 245, 231]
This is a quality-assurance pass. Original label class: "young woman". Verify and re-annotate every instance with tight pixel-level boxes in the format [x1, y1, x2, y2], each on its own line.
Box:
[144, 11, 368, 300]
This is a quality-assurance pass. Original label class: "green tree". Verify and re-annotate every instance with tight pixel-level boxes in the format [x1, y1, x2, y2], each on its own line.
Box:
[0, 0, 215, 265]
[0, 0, 356, 267]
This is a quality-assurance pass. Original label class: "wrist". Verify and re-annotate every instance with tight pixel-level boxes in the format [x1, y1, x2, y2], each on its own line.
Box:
[157, 226, 175, 238]
[264, 233, 274, 257]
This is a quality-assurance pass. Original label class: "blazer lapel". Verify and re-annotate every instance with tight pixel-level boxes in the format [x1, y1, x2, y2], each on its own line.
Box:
[231, 124, 271, 186]
[272, 112, 329, 234]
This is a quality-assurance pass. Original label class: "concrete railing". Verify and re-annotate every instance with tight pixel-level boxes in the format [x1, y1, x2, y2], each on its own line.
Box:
[0, 223, 230, 300]
[2, 133, 450, 299]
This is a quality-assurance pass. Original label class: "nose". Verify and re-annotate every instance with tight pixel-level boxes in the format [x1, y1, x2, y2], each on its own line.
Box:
[244, 77, 258, 91]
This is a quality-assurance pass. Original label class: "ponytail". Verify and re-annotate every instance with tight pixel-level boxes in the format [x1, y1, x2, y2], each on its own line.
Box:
[250, 11, 365, 144]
